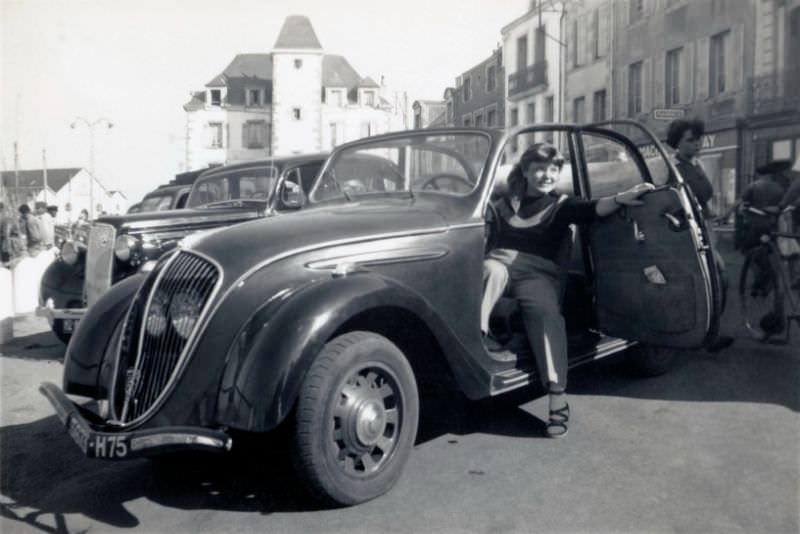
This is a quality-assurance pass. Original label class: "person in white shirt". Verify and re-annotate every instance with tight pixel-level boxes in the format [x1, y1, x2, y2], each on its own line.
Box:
[34, 201, 55, 249]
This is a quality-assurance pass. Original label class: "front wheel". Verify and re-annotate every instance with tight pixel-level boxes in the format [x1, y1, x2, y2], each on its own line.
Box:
[293, 331, 419, 506]
[740, 248, 783, 341]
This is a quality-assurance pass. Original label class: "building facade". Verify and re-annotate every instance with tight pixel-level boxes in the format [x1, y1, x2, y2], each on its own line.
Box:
[741, 0, 800, 184]
[184, 15, 405, 170]
[412, 100, 447, 128]
[564, 0, 612, 124]
[610, 0, 755, 217]
[501, 2, 564, 157]
[445, 49, 506, 129]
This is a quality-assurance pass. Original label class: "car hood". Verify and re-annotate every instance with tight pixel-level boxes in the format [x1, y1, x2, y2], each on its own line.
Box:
[95, 205, 266, 235]
[185, 199, 449, 282]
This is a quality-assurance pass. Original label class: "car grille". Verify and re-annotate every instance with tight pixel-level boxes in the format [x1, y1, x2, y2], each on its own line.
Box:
[83, 223, 116, 307]
[113, 251, 220, 424]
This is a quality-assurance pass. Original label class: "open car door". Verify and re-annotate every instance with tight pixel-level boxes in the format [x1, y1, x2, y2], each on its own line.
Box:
[578, 121, 720, 348]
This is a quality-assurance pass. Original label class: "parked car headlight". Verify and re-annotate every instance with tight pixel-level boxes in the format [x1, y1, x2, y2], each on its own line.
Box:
[114, 235, 139, 262]
[168, 290, 203, 338]
[61, 240, 85, 265]
[145, 290, 170, 337]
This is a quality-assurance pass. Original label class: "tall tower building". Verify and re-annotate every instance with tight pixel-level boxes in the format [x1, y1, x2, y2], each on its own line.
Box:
[271, 15, 324, 155]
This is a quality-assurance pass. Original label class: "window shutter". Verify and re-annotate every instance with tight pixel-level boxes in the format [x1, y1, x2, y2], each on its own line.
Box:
[681, 42, 694, 104]
[643, 57, 652, 114]
[598, 4, 610, 57]
[242, 123, 248, 148]
[728, 24, 744, 92]
[585, 16, 594, 63]
[696, 37, 710, 101]
[654, 52, 666, 108]
[619, 66, 628, 116]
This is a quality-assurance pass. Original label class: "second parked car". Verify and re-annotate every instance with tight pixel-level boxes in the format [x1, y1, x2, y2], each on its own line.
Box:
[37, 153, 326, 343]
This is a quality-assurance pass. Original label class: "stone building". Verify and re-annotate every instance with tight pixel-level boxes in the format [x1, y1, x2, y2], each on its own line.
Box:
[183, 15, 405, 170]
[445, 48, 505, 129]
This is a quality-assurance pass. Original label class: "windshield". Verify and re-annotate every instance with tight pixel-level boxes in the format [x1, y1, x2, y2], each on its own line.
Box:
[139, 194, 175, 212]
[309, 133, 491, 203]
[187, 165, 279, 208]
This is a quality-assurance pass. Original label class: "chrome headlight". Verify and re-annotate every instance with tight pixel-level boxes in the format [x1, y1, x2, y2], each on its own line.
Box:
[145, 290, 169, 337]
[61, 240, 84, 265]
[168, 290, 203, 339]
[114, 235, 139, 261]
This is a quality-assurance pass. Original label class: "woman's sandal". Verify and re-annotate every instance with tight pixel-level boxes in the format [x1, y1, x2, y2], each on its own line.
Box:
[546, 403, 570, 439]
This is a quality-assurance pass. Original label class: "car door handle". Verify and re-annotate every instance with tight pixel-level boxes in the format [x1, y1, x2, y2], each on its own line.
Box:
[633, 220, 646, 243]
[661, 210, 688, 232]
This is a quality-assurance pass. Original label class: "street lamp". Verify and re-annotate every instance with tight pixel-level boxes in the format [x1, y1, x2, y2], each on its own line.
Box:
[71, 117, 113, 219]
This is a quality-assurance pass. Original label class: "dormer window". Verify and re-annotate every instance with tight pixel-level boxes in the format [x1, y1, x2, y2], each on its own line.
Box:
[210, 89, 222, 106]
[246, 88, 263, 107]
[363, 91, 375, 106]
[329, 89, 345, 106]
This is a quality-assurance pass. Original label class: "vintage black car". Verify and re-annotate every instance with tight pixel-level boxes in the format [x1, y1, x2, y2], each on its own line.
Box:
[41, 123, 721, 506]
[36, 153, 326, 342]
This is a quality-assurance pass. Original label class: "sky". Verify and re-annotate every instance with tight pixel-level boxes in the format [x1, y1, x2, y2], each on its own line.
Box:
[1, 0, 527, 203]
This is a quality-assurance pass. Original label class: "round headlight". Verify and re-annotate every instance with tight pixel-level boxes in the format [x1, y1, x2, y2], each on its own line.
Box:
[114, 235, 139, 261]
[145, 290, 170, 337]
[168, 290, 203, 339]
[61, 241, 79, 265]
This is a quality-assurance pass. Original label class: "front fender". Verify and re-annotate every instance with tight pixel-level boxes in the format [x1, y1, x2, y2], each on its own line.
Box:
[216, 273, 441, 432]
[63, 273, 146, 398]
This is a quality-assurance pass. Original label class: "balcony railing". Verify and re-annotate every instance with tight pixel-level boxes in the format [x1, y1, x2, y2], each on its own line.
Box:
[747, 68, 800, 116]
[508, 61, 548, 97]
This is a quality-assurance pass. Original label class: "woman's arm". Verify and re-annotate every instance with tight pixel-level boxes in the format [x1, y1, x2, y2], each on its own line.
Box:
[595, 182, 656, 217]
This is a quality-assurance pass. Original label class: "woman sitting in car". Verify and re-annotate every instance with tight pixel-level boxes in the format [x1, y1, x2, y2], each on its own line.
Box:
[480, 142, 653, 438]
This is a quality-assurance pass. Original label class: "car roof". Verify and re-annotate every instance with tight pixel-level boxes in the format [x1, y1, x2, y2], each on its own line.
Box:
[146, 184, 189, 197]
[198, 153, 329, 179]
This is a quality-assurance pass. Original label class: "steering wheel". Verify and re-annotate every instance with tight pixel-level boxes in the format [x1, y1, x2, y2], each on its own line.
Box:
[484, 201, 500, 253]
[420, 173, 474, 193]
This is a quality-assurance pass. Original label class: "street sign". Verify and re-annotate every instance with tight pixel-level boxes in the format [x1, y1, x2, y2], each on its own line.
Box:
[653, 108, 685, 120]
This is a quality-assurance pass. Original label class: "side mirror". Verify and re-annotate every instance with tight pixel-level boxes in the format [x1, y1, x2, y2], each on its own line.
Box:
[281, 180, 305, 209]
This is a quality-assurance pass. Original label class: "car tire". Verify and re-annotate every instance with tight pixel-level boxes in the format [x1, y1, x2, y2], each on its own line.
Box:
[624, 344, 676, 377]
[293, 331, 419, 507]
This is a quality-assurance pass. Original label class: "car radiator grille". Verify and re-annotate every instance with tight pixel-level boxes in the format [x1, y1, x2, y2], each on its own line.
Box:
[83, 223, 116, 307]
[113, 251, 220, 424]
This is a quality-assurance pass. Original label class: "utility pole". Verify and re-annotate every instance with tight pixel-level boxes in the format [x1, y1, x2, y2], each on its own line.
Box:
[42, 149, 48, 205]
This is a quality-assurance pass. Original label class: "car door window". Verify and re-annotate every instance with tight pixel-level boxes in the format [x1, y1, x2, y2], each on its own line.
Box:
[581, 133, 648, 199]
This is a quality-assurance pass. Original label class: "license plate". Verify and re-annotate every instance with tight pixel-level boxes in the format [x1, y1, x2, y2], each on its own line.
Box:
[63, 320, 75, 333]
[67, 417, 129, 459]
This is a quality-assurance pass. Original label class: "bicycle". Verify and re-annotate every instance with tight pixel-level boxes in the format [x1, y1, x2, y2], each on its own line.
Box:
[738, 205, 800, 343]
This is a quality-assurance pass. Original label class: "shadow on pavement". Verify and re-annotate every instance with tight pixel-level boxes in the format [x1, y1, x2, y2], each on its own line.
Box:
[0, 331, 64, 362]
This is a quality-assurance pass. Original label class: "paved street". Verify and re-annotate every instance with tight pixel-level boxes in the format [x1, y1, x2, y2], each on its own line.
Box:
[1, 246, 798, 534]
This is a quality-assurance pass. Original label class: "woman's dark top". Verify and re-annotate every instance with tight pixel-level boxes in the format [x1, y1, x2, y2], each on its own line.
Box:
[674, 155, 714, 214]
[494, 192, 597, 262]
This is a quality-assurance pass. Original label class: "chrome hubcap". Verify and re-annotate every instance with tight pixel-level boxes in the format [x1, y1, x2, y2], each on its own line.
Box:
[332, 366, 400, 477]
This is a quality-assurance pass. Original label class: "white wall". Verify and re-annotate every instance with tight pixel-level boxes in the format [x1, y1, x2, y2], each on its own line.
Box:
[272, 51, 323, 155]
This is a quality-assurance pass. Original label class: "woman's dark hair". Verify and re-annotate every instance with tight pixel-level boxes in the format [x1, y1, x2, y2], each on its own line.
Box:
[666, 118, 705, 149]
[507, 142, 565, 198]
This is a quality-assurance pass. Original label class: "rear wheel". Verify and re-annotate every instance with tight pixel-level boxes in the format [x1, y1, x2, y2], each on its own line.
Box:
[293, 331, 419, 506]
[740, 248, 783, 341]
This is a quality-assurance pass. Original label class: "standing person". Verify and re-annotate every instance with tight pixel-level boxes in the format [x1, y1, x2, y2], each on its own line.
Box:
[480, 143, 654, 438]
[35, 201, 55, 249]
[666, 118, 734, 352]
[0, 203, 25, 265]
[18, 204, 43, 256]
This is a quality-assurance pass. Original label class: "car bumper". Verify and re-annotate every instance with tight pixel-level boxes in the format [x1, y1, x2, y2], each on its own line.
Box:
[35, 305, 86, 322]
[40, 382, 233, 459]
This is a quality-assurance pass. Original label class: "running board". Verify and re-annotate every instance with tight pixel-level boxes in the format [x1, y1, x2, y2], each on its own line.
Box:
[489, 336, 635, 395]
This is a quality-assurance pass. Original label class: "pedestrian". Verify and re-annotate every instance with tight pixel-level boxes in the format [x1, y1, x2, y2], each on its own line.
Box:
[18, 204, 43, 256]
[666, 118, 734, 352]
[35, 201, 55, 249]
[480, 142, 654, 438]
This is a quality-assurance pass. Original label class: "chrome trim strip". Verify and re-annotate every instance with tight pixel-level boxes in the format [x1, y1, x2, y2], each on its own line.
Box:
[124, 211, 263, 231]
[305, 246, 449, 270]
[84, 223, 117, 307]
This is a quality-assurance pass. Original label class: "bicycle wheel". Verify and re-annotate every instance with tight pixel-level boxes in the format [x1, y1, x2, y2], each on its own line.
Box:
[739, 247, 784, 341]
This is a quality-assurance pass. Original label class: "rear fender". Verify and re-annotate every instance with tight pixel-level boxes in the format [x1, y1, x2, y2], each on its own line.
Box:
[63, 273, 146, 398]
[216, 273, 475, 432]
